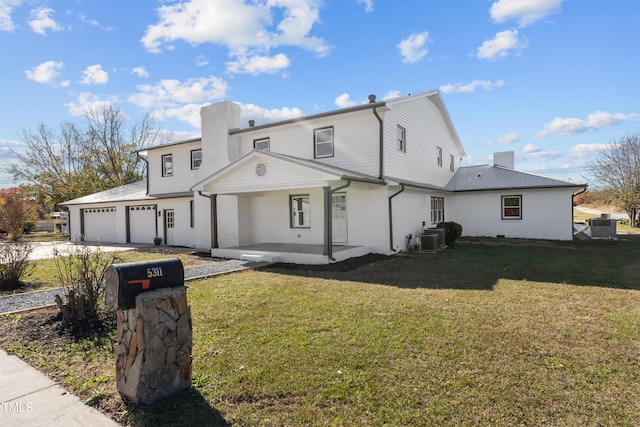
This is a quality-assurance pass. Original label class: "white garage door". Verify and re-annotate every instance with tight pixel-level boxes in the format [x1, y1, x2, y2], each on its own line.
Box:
[83, 207, 117, 243]
[129, 205, 157, 244]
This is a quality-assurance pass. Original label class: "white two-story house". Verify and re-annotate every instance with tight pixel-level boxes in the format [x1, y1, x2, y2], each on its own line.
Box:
[60, 90, 586, 264]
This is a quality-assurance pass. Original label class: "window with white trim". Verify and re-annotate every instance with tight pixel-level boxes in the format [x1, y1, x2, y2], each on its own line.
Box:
[450, 154, 455, 172]
[290, 195, 310, 228]
[502, 195, 522, 220]
[254, 137, 270, 151]
[437, 147, 443, 167]
[191, 149, 202, 170]
[431, 196, 444, 224]
[162, 154, 173, 177]
[314, 127, 334, 158]
[397, 125, 406, 152]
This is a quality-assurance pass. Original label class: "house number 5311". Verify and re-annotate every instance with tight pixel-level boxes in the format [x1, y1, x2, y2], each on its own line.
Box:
[147, 267, 164, 278]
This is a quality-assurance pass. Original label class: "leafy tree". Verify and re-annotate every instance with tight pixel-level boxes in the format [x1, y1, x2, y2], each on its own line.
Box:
[588, 133, 640, 227]
[0, 187, 38, 240]
[10, 104, 170, 210]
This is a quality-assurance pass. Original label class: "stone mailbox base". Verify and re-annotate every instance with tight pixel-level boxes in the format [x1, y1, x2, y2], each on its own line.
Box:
[114, 286, 192, 406]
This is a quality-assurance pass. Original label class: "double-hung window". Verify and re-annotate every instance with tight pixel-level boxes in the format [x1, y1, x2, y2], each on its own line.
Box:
[502, 195, 522, 220]
[430, 197, 444, 224]
[191, 149, 202, 170]
[437, 147, 443, 167]
[162, 154, 173, 177]
[314, 127, 334, 158]
[397, 125, 406, 152]
[254, 137, 270, 151]
[290, 195, 310, 228]
[450, 154, 455, 172]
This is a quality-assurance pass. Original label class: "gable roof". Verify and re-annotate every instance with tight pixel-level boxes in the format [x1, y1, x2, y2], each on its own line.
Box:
[445, 165, 586, 192]
[58, 180, 193, 206]
[191, 149, 385, 193]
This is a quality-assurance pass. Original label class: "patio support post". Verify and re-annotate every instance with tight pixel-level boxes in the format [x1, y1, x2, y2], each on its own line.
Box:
[323, 186, 332, 258]
[198, 191, 218, 249]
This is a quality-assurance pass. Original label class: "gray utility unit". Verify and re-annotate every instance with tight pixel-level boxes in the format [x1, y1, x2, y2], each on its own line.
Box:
[417, 228, 446, 252]
[587, 217, 617, 240]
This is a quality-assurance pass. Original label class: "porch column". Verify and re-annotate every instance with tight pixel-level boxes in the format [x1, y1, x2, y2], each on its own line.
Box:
[323, 186, 332, 257]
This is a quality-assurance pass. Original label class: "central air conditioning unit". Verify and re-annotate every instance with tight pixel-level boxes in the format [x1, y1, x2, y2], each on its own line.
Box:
[417, 233, 439, 252]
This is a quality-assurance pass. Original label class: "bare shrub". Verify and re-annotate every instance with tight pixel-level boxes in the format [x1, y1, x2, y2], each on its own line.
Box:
[53, 245, 121, 321]
[0, 241, 33, 291]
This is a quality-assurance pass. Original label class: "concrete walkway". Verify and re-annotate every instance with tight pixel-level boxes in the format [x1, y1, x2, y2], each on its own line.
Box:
[0, 349, 120, 426]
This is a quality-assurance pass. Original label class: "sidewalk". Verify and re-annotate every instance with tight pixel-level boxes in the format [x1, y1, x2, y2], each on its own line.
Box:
[0, 349, 120, 426]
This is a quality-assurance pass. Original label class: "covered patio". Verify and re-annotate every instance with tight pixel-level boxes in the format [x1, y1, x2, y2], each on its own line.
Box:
[211, 243, 371, 264]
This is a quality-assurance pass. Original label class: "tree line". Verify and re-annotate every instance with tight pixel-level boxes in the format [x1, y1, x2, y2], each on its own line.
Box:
[8, 104, 170, 212]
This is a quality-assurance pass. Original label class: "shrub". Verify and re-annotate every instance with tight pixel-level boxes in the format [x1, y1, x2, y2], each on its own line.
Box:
[53, 245, 121, 321]
[0, 241, 34, 291]
[436, 221, 463, 245]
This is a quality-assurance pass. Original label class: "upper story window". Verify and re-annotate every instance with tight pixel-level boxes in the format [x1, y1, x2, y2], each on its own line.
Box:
[314, 126, 334, 158]
[290, 195, 310, 228]
[162, 154, 173, 177]
[254, 137, 270, 151]
[449, 154, 455, 172]
[502, 195, 522, 220]
[437, 147, 443, 167]
[191, 149, 202, 170]
[397, 125, 406, 152]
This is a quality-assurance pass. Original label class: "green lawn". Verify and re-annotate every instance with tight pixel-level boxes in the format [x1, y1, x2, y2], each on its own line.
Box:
[2, 237, 640, 426]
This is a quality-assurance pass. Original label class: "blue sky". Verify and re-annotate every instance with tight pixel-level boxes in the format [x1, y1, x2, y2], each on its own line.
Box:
[1, 0, 639, 189]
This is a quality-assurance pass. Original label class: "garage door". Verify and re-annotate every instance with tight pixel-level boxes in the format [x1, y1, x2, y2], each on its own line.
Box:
[129, 205, 157, 244]
[83, 207, 117, 243]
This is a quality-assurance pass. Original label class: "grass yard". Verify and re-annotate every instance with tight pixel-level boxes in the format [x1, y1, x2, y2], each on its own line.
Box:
[1, 237, 640, 426]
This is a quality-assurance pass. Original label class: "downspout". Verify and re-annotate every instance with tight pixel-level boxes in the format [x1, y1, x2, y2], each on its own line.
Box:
[136, 152, 149, 195]
[388, 185, 405, 252]
[324, 180, 352, 261]
[198, 191, 218, 249]
[572, 186, 588, 238]
[372, 106, 384, 180]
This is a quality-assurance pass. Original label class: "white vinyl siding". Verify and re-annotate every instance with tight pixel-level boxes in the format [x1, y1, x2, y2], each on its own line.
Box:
[146, 140, 202, 196]
[384, 94, 463, 187]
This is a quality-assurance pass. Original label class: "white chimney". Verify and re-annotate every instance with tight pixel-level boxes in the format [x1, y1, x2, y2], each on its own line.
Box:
[493, 151, 514, 169]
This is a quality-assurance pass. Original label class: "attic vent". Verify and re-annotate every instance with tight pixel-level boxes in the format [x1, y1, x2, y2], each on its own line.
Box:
[256, 163, 267, 177]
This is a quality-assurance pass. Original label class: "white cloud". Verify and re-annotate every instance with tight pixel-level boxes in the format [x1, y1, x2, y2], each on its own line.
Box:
[521, 143, 561, 159]
[239, 102, 303, 126]
[128, 76, 229, 109]
[488, 132, 520, 145]
[226, 53, 291, 75]
[567, 143, 608, 159]
[357, 0, 374, 13]
[397, 31, 429, 64]
[0, 0, 24, 32]
[195, 55, 208, 67]
[440, 79, 505, 94]
[66, 92, 118, 116]
[382, 91, 401, 100]
[537, 111, 640, 138]
[490, 0, 564, 27]
[141, 0, 329, 75]
[131, 66, 149, 78]
[477, 29, 526, 60]
[152, 104, 205, 129]
[335, 93, 358, 108]
[29, 7, 63, 35]
[24, 60, 67, 85]
[80, 64, 109, 85]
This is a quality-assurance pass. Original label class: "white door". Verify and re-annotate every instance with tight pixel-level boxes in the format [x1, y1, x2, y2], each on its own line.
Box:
[332, 193, 348, 244]
[83, 207, 117, 243]
[129, 205, 157, 244]
[164, 209, 175, 245]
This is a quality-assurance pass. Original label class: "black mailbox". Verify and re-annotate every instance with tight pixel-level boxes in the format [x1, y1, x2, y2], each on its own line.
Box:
[105, 258, 184, 310]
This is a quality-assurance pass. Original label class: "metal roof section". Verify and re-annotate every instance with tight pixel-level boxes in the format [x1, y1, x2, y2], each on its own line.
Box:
[58, 180, 152, 206]
[136, 137, 202, 154]
[445, 165, 587, 192]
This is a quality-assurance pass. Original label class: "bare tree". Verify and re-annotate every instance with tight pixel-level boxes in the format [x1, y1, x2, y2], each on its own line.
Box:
[588, 133, 640, 227]
[10, 104, 170, 211]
